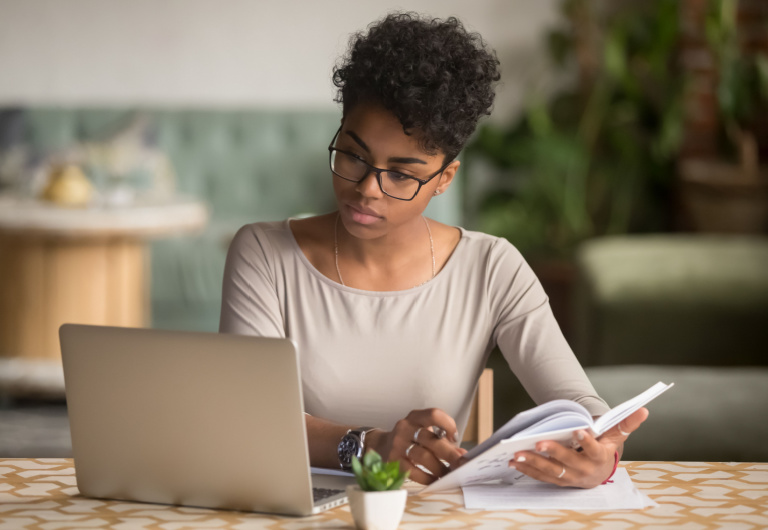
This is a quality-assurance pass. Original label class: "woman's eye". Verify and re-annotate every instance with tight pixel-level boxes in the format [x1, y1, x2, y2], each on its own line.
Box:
[388, 172, 412, 181]
[342, 152, 366, 164]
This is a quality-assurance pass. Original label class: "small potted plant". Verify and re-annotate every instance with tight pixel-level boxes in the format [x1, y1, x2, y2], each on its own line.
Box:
[347, 450, 409, 530]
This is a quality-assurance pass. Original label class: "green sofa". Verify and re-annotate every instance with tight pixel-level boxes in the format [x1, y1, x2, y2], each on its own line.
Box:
[573, 235, 768, 461]
[0, 108, 462, 333]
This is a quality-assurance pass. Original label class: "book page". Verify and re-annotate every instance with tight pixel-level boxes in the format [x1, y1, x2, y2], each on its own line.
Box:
[423, 426, 588, 493]
[463, 399, 592, 460]
[594, 382, 674, 435]
[512, 411, 594, 438]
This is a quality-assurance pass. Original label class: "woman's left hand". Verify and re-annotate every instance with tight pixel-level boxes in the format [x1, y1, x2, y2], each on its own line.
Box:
[509, 407, 649, 489]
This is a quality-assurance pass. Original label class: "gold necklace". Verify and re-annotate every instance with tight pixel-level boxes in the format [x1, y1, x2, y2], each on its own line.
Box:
[334, 213, 435, 288]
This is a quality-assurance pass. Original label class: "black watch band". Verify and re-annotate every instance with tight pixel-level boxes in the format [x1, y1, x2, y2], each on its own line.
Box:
[337, 427, 375, 471]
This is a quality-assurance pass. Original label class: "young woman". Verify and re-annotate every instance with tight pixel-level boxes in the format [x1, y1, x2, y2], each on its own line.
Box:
[220, 12, 647, 488]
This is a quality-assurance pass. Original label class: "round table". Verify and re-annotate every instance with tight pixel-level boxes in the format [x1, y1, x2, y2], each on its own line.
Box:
[0, 194, 208, 396]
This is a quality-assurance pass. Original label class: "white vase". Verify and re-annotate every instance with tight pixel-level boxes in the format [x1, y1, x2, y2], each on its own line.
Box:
[346, 485, 408, 530]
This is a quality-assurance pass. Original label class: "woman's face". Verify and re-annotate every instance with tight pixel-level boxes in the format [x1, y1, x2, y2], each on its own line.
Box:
[331, 102, 459, 240]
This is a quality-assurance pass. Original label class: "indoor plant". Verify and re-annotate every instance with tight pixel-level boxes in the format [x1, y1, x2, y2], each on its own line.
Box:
[347, 450, 410, 530]
[678, 0, 768, 233]
[464, 0, 683, 339]
[466, 0, 682, 259]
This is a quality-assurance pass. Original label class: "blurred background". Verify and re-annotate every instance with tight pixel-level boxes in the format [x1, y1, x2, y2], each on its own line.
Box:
[0, 0, 766, 462]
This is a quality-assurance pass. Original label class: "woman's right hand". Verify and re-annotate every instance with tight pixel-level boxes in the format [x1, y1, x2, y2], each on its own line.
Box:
[367, 408, 467, 484]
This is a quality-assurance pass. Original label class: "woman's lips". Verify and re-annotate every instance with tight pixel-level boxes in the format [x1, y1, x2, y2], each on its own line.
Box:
[346, 203, 382, 225]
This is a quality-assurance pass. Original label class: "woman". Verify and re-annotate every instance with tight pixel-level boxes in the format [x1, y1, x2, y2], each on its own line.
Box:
[220, 12, 647, 488]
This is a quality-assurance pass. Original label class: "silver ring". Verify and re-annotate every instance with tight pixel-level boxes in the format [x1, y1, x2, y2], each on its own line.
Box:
[406, 443, 416, 459]
[432, 426, 447, 439]
[413, 427, 424, 443]
[557, 466, 566, 479]
[618, 425, 630, 437]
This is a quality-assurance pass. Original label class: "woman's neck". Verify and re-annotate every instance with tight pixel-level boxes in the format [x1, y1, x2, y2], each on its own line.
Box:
[335, 213, 434, 288]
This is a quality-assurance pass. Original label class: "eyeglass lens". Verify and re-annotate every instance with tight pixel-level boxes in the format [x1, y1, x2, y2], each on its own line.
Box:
[330, 150, 420, 200]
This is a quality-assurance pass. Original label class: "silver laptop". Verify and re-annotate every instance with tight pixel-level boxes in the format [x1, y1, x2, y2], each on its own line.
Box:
[59, 324, 354, 516]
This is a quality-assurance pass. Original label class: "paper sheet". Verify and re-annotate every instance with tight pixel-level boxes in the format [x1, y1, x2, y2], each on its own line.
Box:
[462, 468, 656, 510]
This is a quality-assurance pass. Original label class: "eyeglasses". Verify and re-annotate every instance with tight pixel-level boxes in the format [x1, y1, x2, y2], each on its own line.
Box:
[328, 126, 452, 201]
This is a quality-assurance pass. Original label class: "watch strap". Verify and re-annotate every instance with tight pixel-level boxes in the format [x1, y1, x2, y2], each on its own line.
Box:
[338, 426, 376, 470]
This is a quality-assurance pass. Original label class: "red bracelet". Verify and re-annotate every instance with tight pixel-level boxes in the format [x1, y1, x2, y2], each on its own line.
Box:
[602, 450, 620, 484]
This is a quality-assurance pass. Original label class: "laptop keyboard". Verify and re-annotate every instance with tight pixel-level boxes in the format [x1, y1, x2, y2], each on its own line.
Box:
[313, 487, 345, 503]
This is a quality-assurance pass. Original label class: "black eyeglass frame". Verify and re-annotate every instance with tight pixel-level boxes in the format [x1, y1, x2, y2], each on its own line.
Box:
[327, 126, 454, 201]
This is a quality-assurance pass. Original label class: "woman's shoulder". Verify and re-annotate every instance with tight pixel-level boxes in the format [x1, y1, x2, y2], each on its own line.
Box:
[229, 214, 336, 265]
[288, 213, 335, 247]
[228, 218, 301, 262]
[454, 226, 526, 264]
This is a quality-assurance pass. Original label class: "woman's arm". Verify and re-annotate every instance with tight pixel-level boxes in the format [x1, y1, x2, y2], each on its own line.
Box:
[219, 224, 285, 337]
[306, 410, 466, 484]
[486, 238, 647, 487]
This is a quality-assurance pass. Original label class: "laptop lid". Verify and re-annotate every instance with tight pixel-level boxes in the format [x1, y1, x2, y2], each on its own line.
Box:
[60, 324, 338, 516]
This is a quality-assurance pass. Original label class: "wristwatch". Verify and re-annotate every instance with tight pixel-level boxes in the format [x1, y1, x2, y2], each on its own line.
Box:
[338, 427, 375, 471]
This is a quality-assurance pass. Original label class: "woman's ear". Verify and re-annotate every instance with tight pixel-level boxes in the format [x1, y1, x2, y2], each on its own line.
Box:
[433, 160, 461, 195]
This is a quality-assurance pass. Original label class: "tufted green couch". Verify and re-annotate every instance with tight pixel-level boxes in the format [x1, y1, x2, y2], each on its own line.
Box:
[0, 107, 463, 333]
[573, 235, 768, 462]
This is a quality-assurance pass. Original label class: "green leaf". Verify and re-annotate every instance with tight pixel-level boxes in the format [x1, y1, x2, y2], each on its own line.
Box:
[351, 456, 363, 477]
[353, 450, 408, 491]
[366, 473, 387, 491]
[363, 450, 380, 469]
[389, 470, 410, 491]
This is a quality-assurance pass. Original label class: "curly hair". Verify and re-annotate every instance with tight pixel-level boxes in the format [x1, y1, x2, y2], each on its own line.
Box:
[333, 12, 501, 161]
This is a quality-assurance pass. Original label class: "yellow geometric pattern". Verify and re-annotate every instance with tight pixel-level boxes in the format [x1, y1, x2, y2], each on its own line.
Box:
[1, 459, 767, 529]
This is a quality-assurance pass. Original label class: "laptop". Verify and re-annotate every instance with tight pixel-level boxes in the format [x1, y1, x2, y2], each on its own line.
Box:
[59, 323, 355, 516]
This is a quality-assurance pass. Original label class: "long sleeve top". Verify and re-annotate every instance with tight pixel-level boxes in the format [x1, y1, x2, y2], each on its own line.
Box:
[219, 220, 609, 436]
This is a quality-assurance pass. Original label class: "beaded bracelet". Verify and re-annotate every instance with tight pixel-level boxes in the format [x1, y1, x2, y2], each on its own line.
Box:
[602, 450, 620, 484]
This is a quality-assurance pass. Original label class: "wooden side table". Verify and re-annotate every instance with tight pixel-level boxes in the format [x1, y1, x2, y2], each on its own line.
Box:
[0, 194, 208, 396]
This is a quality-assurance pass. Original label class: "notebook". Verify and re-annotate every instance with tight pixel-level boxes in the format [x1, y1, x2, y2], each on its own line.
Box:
[59, 324, 354, 516]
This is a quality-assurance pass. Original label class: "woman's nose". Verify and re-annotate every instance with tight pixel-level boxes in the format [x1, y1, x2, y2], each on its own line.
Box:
[355, 170, 383, 197]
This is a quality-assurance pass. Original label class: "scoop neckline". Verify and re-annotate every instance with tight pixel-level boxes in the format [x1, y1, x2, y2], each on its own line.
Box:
[284, 217, 466, 297]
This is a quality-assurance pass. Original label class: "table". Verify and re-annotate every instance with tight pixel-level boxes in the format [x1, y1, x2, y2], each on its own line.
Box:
[1, 460, 766, 529]
[0, 194, 208, 396]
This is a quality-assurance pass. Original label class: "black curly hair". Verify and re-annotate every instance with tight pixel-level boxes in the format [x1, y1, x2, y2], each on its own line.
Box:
[333, 12, 501, 161]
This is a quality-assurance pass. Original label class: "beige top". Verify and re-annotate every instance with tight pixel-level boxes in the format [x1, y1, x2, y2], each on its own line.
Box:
[219, 219, 609, 436]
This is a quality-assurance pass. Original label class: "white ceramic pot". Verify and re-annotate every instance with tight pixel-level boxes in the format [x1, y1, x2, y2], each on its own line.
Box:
[346, 485, 408, 530]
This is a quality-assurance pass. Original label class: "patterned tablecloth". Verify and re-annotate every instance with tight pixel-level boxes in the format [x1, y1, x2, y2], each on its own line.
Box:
[1, 459, 767, 529]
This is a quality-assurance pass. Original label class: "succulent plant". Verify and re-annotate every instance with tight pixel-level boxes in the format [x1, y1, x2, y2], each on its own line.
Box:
[351, 450, 409, 492]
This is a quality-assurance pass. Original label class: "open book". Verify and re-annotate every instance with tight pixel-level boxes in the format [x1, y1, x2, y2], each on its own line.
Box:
[421, 381, 674, 493]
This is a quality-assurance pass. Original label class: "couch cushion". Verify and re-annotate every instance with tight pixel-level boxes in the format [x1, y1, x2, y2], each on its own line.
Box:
[586, 365, 768, 462]
[574, 235, 768, 366]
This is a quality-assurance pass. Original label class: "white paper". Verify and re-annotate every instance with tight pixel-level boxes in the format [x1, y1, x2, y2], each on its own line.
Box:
[461, 469, 657, 511]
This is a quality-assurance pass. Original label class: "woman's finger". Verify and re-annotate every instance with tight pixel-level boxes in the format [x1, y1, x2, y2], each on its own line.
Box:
[620, 407, 649, 435]
[402, 461, 437, 485]
[413, 427, 464, 469]
[599, 407, 649, 444]
[535, 440, 584, 469]
[511, 453, 568, 486]
[406, 408, 460, 444]
[574, 428, 604, 460]
[404, 442, 450, 478]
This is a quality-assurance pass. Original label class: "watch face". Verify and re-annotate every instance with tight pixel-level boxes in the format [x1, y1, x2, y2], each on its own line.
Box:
[338, 432, 363, 468]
